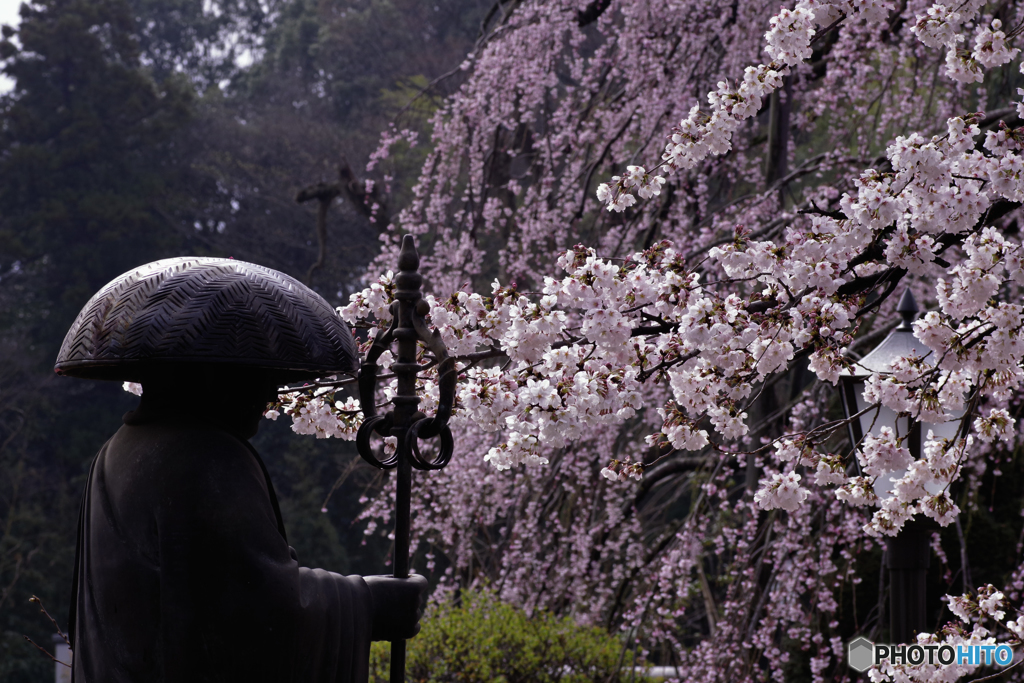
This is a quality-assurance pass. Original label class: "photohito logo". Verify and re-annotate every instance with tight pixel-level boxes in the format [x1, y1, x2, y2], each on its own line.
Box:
[847, 637, 1014, 672]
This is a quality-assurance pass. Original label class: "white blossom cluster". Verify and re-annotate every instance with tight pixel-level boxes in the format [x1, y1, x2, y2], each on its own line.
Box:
[596, 165, 666, 212]
[867, 624, 999, 682]
[341, 256, 647, 471]
[972, 19, 1020, 69]
[910, 2, 1016, 84]
[594, 0, 906, 213]
[753, 471, 809, 512]
[866, 585, 1020, 682]
[910, 0, 985, 50]
[594, 0, 1023, 215]
[265, 390, 363, 440]
[342, 237, 847, 502]
[600, 458, 645, 482]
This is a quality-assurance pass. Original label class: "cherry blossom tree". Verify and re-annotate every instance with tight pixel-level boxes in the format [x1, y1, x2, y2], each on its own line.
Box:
[258, 0, 1024, 680]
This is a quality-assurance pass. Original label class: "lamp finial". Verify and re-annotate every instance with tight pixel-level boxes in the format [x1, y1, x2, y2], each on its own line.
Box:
[896, 288, 918, 329]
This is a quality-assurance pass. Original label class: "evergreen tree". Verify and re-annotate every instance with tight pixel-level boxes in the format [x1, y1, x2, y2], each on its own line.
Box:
[0, 0, 200, 352]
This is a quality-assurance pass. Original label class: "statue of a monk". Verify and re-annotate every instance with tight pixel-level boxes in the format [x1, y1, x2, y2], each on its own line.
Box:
[55, 258, 426, 683]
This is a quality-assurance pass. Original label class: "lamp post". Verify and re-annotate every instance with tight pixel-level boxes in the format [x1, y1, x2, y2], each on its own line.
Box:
[838, 289, 959, 644]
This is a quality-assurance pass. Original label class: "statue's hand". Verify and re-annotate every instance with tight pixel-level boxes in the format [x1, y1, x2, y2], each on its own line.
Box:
[363, 573, 428, 641]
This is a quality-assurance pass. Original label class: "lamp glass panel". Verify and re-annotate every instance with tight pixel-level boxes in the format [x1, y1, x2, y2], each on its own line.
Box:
[853, 380, 961, 500]
[912, 411, 963, 497]
[852, 384, 910, 444]
[873, 469, 946, 500]
[922, 415, 960, 441]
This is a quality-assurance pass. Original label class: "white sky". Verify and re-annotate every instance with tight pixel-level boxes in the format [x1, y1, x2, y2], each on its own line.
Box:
[0, 0, 21, 93]
[0, 0, 20, 28]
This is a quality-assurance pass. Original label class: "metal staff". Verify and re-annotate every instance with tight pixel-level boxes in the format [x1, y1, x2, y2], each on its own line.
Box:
[355, 235, 456, 683]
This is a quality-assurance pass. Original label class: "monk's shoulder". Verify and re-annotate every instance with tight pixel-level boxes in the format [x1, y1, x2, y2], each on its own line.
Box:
[106, 421, 261, 484]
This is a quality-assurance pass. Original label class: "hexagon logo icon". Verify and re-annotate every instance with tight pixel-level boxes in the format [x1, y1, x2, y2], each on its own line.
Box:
[848, 636, 875, 672]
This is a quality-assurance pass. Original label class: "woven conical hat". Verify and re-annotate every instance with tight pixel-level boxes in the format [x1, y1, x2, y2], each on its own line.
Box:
[55, 257, 358, 382]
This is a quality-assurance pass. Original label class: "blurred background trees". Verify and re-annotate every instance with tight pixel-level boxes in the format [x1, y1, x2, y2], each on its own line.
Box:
[0, 0, 484, 678]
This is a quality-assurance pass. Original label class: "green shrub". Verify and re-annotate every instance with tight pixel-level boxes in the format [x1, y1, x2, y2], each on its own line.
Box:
[369, 588, 639, 683]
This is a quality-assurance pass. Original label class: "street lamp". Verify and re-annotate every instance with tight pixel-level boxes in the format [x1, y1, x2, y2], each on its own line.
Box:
[838, 288, 960, 644]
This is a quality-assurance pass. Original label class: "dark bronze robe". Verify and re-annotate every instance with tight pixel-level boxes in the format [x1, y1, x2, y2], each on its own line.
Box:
[68, 407, 373, 683]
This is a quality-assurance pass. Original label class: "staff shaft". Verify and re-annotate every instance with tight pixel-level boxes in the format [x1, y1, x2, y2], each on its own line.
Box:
[389, 235, 423, 683]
